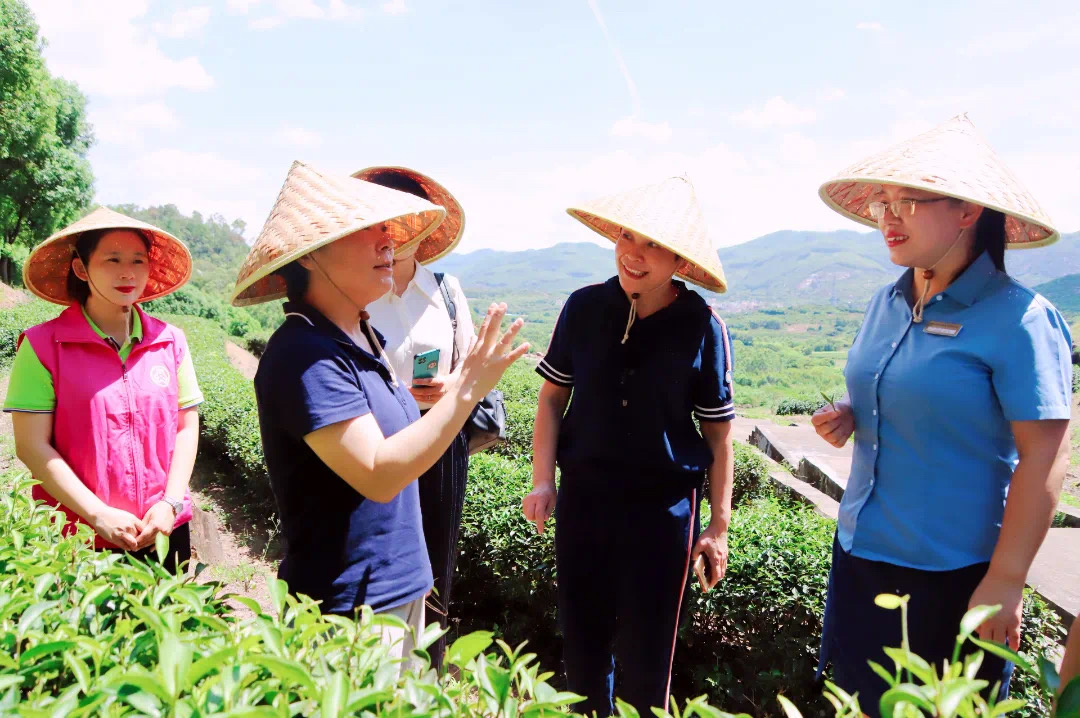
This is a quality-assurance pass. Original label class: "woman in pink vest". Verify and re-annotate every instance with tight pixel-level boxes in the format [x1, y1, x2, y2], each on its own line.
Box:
[4, 208, 202, 570]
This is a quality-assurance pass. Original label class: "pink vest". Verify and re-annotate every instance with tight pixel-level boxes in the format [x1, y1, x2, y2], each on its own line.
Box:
[19, 305, 194, 549]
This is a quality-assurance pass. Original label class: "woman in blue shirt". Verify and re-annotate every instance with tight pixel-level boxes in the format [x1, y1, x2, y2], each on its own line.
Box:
[523, 176, 736, 717]
[231, 162, 528, 660]
[812, 115, 1072, 715]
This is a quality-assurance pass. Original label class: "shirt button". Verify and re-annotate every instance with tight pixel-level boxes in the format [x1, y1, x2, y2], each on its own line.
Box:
[874, 372, 879, 379]
[622, 399, 628, 407]
[891, 342, 897, 348]
[935, 295, 942, 301]
[872, 409, 877, 416]
[873, 444, 878, 451]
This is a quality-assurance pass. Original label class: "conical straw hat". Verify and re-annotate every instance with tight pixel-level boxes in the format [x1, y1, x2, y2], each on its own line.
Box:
[23, 206, 192, 306]
[231, 161, 446, 306]
[566, 176, 727, 293]
[820, 114, 1058, 248]
[351, 166, 465, 265]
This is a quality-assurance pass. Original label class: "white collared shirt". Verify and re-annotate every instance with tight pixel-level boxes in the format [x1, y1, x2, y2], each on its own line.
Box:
[365, 261, 475, 409]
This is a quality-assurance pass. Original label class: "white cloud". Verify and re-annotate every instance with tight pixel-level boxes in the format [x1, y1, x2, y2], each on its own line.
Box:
[731, 96, 817, 130]
[91, 102, 181, 147]
[153, 6, 211, 38]
[94, 149, 271, 240]
[610, 116, 672, 143]
[960, 16, 1080, 58]
[27, 1, 213, 97]
[250, 15, 286, 29]
[820, 87, 846, 102]
[382, 0, 408, 15]
[249, 0, 365, 28]
[856, 21, 883, 31]
[273, 125, 324, 148]
[227, 0, 263, 13]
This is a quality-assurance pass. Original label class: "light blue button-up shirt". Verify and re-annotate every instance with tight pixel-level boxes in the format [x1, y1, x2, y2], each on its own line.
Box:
[838, 251, 1072, 570]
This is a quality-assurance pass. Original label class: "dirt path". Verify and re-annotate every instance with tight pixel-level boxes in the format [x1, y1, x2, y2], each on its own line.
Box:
[189, 453, 280, 618]
[1064, 393, 1080, 504]
[225, 340, 258, 380]
[0, 284, 28, 310]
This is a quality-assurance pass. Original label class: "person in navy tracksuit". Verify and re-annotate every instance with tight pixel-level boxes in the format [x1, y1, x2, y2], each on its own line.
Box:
[522, 177, 736, 716]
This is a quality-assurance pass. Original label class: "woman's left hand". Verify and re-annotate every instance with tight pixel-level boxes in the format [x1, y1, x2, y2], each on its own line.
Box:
[135, 501, 176, 550]
[410, 373, 455, 404]
[691, 523, 729, 591]
[968, 571, 1024, 648]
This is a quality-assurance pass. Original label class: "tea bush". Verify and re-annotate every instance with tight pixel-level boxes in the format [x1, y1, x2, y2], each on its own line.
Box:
[0, 299, 61, 368]
[0, 473, 688, 717]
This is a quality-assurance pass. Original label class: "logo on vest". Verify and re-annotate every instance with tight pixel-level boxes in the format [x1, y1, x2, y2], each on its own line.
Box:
[150, 365, 171, 388]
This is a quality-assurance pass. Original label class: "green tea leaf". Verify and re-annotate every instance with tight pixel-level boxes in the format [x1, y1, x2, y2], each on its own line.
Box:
[878, 683, 934, 716]
[249, 655, 317, 693]
[874, 593, 907, 610]
[776, 694, 803, 718]
[20, 640, 75, 664]
[959, 604, 1000, 640]
[155, 531, 170, 564]
[968, 638, 1036, 675]
[447, 631, 494, 668]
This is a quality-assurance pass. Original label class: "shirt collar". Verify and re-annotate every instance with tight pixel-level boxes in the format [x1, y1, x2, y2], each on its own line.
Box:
[81, 304, 144, 349]
[604, 275, 692, 313]
[410, 261, 440, 299]
[281, 301, 387, 353]
[890, 251, 999, 308]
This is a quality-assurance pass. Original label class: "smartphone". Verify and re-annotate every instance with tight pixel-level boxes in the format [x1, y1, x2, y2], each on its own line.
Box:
[694, 555, 715, 592]
[413, 348, 441, 381]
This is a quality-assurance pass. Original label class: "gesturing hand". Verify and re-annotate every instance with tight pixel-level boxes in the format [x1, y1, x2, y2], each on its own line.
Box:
[522, 484, 556, 535]
[454, 303, 530, 401]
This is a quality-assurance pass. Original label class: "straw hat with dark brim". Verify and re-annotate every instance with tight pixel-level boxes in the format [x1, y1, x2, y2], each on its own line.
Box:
[566, 175, 727, 293]
[231, 161, 446, 307]
[351, 166, 465, 265]
[23, 206, 192, 306]
[820, 114, 1058, 248]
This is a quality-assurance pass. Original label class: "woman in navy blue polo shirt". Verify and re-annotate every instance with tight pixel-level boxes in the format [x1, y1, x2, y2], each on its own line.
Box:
[522, 176, 735, 716]
[813, 116, 1072, 715]
[231, 162, 528, 659]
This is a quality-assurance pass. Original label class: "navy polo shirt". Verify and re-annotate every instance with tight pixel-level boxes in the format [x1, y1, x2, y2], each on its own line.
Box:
[840, 251, 1072, 571]
[254, 301, 432, 614]
[537, 277, 734, 487]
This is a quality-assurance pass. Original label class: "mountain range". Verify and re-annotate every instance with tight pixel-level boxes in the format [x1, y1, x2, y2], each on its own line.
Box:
[433, 229, 1080, 313]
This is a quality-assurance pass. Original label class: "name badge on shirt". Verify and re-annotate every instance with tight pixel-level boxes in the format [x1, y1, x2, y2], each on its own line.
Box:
[923, 321, 962, 337]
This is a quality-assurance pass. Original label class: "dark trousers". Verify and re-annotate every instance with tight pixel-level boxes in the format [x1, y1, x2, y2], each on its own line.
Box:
[418, 428, 470, 668]
[126, 522, 192, 574]
[820, 534, 1012, 718]
[555, 472, 701, 717]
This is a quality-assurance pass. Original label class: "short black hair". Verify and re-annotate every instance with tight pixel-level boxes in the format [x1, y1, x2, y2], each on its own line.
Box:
[365, 170, 430, 201]
[66, 228, 152, 304]
[973, 207, 1007, 273]
[276, 260, 310, 302]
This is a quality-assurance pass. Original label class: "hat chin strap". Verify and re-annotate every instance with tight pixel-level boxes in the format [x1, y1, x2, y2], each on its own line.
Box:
[621, 279, 676, 344]
[309, 255, 399, 387]
[912, 228, 966, 324]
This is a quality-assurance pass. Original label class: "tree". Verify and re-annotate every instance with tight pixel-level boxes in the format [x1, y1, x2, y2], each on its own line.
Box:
[0, 0, 94, 284]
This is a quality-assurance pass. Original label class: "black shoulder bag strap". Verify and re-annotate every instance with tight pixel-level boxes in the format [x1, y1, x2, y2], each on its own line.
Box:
[434, 272, 460, 370]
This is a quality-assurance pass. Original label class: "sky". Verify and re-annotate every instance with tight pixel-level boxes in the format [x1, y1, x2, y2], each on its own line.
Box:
[23, 0, 1080, 254]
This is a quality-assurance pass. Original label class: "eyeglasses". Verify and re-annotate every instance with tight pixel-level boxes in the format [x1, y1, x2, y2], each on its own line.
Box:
[867, 197, 951, 221]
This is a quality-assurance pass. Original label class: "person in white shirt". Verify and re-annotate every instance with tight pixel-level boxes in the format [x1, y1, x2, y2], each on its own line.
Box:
[358, 166, 474, 668]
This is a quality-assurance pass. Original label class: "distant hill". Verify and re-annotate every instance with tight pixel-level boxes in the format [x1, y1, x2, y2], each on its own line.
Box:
[95, 205, 1080, 327]
[436, 230, 1080, 312]
[1034, 274, 1080, 319]
[112, 204, 251, 300]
